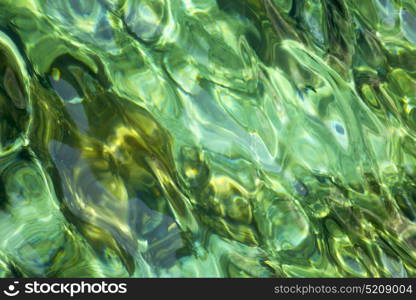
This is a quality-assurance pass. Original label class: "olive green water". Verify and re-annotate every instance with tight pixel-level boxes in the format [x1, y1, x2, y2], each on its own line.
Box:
[0, 0, 415, 278]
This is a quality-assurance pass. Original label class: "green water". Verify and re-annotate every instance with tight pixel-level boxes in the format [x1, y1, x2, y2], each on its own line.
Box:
[0, 0, 415, 277]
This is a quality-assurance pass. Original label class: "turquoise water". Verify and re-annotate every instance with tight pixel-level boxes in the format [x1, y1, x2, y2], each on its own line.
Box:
[0, 0, 415, 277]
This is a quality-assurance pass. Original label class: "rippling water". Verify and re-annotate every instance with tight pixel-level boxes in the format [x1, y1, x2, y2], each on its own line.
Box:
[0, 0, 415, 277]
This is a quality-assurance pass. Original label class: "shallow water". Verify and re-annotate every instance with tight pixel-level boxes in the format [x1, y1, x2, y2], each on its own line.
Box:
[0, 0, 415, 277]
